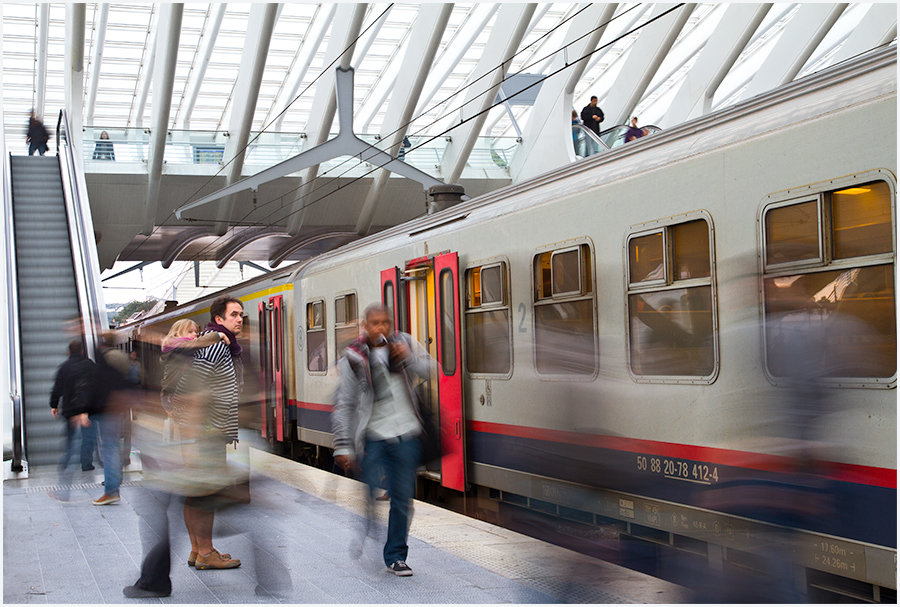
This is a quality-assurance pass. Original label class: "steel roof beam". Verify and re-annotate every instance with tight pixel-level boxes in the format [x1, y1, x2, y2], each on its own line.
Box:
[160, 228, 216, 268]
[134, 9, 159, 128]
[179, 3, 226, 130]
[64, 3, 86, 146]
[84, 3, 109, 126]
[413, 4, 500, 120]
[740, 3, 848, 101]
[286, 3, 368, 236]
[510, 3, 617, 184]
[269, 230, 359, 268]
[602, 3, 697, 126]
[215, 227, 288, 268]
[142, 3, 183, 236]
[828, 3, 896, 66]
[271, 3, 337, 132]
[441, 3, 537, 184]
[35, 3, 50, 122]
[662, 4, 772, 127]
[352, 4, 393, 68]
[213, 3, 279, 237]
[355, 3, 454, 236]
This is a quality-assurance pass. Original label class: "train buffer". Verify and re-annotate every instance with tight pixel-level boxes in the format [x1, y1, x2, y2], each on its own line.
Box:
[3, 445, 691, 603]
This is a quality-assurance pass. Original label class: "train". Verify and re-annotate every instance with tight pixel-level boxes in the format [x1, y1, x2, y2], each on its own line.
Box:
[118, 46, 897, 599]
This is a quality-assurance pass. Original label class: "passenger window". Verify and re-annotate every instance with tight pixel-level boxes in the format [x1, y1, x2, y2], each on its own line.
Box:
[334, 293, 359, 355]
[465, 262, 511, 375]
[306, 300, 327, 373]
[533, 244, 596, 376]
[762, 180, 896, 381]
[439, 269, 457, 376]
[626, 219, 716, 379]
[765, 200, 820, 266]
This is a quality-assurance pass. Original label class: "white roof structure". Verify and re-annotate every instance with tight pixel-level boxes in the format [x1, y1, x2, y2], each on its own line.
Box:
[2, 3, 896, 271]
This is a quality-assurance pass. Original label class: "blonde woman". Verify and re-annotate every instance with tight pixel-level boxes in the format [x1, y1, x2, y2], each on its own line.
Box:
[160, 320, 229, 414]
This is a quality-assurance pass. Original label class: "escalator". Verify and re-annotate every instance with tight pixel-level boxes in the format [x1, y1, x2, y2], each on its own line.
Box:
[4, 112, 106, 470]
[572, 123, 663, 159]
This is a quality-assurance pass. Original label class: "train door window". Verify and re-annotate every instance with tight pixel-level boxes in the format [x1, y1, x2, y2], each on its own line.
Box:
[439, 269, 457, 376]
[761, 177, 896, 383]
[533, 243, 597, 377]
[306, 300, 327, 373]
[626, 216, 717, 381]
[334, 293, 359, 354]
[465, 261, 511, 375]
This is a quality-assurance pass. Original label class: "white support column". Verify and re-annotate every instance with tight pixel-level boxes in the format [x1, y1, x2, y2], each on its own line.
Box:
[142, 4, 183, 236]
[740, 3, 848, 101]
[510, 3, 618, 184]
[85, 3, 109, 127]
[64, 4, 86, 147]
[440, 3, 537, 184]
[351, 4, 392, 67]
[213, 3, 279, 236]
[271, 3, 337, 132]
[662, 4, 772, 127]
[602, 3, 697, 126]
[413, 4, 500, 119]
[828, 3, 896, 66]
[286, 3, 367, 236]
[355, 4, 454, 235]
[179, 3, 226, 129]
[134, 10, 158, 128]
[35, 3, 50, 122]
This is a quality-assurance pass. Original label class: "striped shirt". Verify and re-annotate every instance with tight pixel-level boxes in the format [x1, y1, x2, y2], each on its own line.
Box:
[173, 335, 239, 442]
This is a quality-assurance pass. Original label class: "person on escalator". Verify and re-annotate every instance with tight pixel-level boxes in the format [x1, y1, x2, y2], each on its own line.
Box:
[26, 111, 50, 156]
[580, 96, 604, 135]
[625, 117, 647, 143]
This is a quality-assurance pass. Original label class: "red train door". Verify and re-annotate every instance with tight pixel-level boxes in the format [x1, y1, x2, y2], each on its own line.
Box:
[433, 252, 465, 491]
[258, 295, 285, 442]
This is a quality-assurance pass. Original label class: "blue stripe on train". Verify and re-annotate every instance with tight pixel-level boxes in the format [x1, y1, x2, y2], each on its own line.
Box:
[467, 429, 897, 549]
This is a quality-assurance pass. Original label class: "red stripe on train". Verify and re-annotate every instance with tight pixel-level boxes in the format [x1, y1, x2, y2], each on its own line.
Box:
[290, 400, 334, 412]
[468, 420, 897, 490]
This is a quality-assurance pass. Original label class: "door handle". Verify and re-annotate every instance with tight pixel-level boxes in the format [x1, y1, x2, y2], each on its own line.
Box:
[455, 418, 461, 440]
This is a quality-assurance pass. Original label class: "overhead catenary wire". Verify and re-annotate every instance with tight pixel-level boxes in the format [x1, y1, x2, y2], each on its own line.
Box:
[175, 3, 680, 266]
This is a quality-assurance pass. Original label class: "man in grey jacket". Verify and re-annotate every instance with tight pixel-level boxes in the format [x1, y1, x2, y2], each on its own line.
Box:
[332, 304, 434, 577]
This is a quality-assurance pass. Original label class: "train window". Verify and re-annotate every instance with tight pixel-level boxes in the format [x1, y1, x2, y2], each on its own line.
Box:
[626, 218, 717, 380]
[628, 231, 665, 284]
[765, 200, 821, 266]
[533, 243, 597, 376]
[334, 293, 359, 355]
[465, 262, 511, 375]
[439, 269, 457, 376]
[383, 281, 394, 319]
[832, 181, 892, 259]
[306, 300, 327, 373]
[762, 179, 896, 383]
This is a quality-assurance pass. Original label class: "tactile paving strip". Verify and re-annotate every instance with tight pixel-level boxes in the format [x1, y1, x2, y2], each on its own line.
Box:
[23, 480, 142, 493]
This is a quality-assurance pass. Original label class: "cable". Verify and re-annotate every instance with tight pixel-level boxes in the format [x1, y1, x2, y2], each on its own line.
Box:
[180, 3, 679, 265]
[174, 4, 650, 263]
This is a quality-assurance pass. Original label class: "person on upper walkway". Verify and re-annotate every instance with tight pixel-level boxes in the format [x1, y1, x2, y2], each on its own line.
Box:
[580, 96, 604, 135]
[92, 131, 115, 160]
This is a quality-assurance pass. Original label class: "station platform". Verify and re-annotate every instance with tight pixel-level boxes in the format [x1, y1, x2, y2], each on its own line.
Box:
[4, 446, 692, 604]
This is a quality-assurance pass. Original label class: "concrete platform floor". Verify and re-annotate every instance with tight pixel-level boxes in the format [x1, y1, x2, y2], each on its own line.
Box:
[4, 447, 693, 603]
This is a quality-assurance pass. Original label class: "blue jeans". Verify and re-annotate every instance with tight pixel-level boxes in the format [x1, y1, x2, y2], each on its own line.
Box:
[58, 421, 96, 471]
[91, 411, 122, 496]
[363, 435, 421, 566]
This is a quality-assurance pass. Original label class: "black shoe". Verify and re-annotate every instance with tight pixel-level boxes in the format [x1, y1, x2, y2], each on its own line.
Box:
[82, 465, 95, 471]
[123, 585, 170, 598]
[387, 560, 413, 577]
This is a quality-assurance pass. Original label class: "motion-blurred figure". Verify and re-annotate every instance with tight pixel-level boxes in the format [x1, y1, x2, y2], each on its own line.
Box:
[333, 304, 434, 577]
[26, 110, 49, 156]
[49, 340, 98, 486]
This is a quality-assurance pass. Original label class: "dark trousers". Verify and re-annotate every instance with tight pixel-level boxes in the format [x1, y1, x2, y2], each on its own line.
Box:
[363, 434, 421, 566]
[132, 480, 175, 594]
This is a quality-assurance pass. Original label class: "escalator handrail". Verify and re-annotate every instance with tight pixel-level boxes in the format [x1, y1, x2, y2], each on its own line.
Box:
[572, 123, 609, 149]
[57, 110, 106, 359]
[4, 146, 25, 472]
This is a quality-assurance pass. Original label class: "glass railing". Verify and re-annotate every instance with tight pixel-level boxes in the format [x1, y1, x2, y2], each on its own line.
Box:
[81, 127, 519, 175]
[598, 124, 662, 150]
[572, 124, 609, 158]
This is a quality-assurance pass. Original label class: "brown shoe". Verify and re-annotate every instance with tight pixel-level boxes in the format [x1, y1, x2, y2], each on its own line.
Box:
[92, 493, 120, 506]
[194, 549, 240, 570]
[188, 550, 231, 567]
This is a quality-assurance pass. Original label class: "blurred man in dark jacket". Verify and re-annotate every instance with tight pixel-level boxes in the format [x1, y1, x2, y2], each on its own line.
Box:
[49, 339, 98, 474]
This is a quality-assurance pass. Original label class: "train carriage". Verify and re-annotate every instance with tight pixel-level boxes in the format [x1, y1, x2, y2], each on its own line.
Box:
[119, 47, 897, 599]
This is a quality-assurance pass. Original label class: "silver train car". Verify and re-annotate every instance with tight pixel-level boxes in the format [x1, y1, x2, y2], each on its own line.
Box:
[121, 47, 897, 598]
